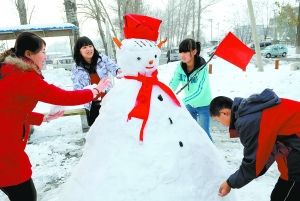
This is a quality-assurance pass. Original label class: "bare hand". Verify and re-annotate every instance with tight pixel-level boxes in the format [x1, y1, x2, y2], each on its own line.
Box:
[218, 181, 231, 197]
[44, 110, 64, 122]
[96, 78, 111, 92]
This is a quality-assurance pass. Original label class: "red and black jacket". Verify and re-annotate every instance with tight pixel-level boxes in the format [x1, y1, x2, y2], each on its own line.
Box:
[227, 89, 300, 188]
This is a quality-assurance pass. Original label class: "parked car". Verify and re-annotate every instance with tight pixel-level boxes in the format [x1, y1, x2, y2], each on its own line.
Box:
[249, 41, 272, 50]
[261, 44, 288, 58]
[167, 48, 180, 62]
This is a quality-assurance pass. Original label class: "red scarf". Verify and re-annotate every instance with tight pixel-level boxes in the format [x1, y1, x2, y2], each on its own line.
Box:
[124, 70, 181, 141]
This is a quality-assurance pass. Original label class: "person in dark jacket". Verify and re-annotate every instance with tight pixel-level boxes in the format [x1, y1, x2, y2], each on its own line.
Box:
[0, 32, 110, 201]
[209, 88, 300, 201]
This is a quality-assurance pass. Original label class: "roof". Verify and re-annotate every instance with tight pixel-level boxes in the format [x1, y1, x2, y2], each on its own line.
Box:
[0, 23, 78, 40]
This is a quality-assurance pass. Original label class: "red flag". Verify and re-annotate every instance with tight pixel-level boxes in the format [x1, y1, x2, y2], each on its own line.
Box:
[214, 32, 255, 71]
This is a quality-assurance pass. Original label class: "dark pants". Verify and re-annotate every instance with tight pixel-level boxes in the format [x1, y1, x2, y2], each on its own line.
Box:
[85, 101, 101, 126]
[271, 178, 300, 201]
[0, 179, 36, 201]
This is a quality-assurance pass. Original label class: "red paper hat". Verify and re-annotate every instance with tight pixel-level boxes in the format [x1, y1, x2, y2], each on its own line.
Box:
[123, 14, 162, 41]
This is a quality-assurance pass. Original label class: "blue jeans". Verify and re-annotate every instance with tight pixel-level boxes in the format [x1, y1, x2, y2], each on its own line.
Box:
[185, 105, 212, 141]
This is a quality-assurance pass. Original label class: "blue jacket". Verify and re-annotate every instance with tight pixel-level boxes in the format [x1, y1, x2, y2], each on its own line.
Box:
[169, 56, 211, 108]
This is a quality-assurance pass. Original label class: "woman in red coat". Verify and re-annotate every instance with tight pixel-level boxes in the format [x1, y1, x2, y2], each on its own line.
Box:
[0, 32, 110, 201]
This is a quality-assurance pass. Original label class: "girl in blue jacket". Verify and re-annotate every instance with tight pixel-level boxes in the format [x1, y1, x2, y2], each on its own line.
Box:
[169, 38, 212, 141]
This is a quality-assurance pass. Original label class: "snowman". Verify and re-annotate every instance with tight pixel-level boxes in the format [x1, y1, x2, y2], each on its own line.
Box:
[59, 14, 236, 201]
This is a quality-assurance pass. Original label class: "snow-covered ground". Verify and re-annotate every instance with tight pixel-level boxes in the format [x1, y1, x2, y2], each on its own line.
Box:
[1, 47, 299, 201]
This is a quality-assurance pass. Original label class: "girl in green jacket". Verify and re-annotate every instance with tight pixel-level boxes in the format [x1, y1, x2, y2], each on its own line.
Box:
[169, 38, 212, 141]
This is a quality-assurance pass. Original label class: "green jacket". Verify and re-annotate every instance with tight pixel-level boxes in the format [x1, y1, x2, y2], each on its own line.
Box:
[169, 57, 212, 108]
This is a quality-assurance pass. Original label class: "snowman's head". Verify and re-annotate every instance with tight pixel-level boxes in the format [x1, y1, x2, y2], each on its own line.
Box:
[113, 14, 166, 76]
[115, 38, 165, 76]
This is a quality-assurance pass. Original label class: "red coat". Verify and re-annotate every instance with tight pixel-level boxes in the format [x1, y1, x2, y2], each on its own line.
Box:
[0, 57, 94, 187]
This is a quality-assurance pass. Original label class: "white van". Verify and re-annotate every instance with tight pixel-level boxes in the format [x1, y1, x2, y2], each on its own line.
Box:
[52, 56, 73, 70]
[167, 48, 180, 62]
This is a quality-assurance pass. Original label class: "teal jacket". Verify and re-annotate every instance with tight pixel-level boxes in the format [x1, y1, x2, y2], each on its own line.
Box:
[169, 56, 212, 108]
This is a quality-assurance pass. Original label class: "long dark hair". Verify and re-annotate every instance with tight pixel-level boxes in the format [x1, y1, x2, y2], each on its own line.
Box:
[0, 32, 45, 62]
[179, 38, 205, 72]
[73, 36, 101, 72]
[179, 38, 201, 56]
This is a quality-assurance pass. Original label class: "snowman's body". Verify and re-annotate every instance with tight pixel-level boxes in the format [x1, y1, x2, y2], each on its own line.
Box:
[59, 38, 236, 201]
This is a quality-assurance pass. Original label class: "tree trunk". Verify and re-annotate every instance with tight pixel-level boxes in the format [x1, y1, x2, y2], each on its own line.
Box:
[196, 0, 202, 41]
[98, 0, 118, 38]
[170, 1, 175, 47]
[166, 0, 171, 49]
[98, 0, 117, 57]
[192, 0, 195, 38]
[296, 1, 300, 54]
[64, 0, 80, 54]
[92, 0, 108, 55]
[134, 0, 140, 13]
[179, 0, 190, 41]
[247, 0, 263, 72]
[117, 0, 123, 38]
[15, 0, 27, 24]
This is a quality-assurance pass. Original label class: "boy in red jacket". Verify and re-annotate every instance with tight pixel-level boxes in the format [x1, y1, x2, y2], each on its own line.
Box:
[209, 89, 300, 201]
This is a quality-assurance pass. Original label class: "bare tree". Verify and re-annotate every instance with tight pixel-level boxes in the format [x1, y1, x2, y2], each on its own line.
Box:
[0, 42, 6, 52]
[98, 0, 118, 38]
[253, 0, 279, 41]
[196, 0, 202, 41]
[116, 0, 124, 38]
[27, 6, 35, 24]
[77, 0, 107, 54]
[275, 1, 298, 44]
[296, 0, 300, 53]
[169, 0, 176, 46]
[192, 0, 196, 38]
[13, 0, 35, 24]
[197, 0, 220, 41]
[78, 0, 122, 56]
[230, 3, 252, 43]
[257, 1, 271, 40]
[133, 0, 141, 13]
[115, 0, 145, 38]
[160, 0, 219, 46]
[64, 0, 80, 53]
[179, 0, 194, 43]
[15, 0, 27, 24]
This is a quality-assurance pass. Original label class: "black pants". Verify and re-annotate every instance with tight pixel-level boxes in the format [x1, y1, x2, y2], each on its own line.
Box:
[85, 101, 101, 126]
[271, 178, 300, 201]
[0, 179, 36, 201]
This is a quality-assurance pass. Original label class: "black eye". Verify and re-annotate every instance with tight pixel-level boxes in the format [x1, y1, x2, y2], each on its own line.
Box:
[154, 55, 157, 58]
[137, 57, 141, 60]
